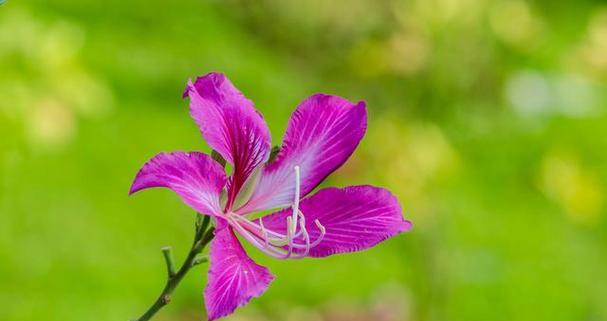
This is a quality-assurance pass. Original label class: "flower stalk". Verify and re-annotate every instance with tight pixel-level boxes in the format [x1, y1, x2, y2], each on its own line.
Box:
[133, 215, 214, 321]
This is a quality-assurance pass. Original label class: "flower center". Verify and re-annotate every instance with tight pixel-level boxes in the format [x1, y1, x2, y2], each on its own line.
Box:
[225, 165, 326, 259]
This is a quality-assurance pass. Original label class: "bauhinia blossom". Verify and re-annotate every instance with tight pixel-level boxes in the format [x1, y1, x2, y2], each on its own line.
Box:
[129, 72, 412, 320]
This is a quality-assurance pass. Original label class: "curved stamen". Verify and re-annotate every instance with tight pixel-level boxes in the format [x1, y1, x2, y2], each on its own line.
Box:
[309, 219, 326, 248]
[297, 210, 311, 257]
[259, 218, 270, 249]
[285, 216, 295, 257]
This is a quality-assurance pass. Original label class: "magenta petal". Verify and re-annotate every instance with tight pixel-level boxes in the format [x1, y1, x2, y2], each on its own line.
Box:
[129, 152, 226, 216]
[205, 225, 275, 320]
[238, 94, 367, 213]
[184, 72, 271, 207]
[258, 185, 411, 257]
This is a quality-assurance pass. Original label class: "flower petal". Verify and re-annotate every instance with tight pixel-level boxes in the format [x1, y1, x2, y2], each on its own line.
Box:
[238, 94, 366, 213]
[205, 224, 275, 320]
[258, 185, 411, 257]
[184, 72, 271, 208]
[129, 152, 226, 216]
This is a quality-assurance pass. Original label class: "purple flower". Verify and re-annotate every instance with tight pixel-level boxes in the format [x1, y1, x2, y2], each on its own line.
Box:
[130, 72, 412, 320]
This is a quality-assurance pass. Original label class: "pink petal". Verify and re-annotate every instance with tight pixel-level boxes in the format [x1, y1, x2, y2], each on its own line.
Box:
[237, 94, 367, 213]
[184, 72, 271, 209]
[205, 225, 275, 320]
[258, 185, 411, 257]
[129, 152, 226, 216]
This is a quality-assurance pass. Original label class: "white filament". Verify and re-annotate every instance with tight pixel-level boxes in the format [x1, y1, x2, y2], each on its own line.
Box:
[291, 166, 301, 235]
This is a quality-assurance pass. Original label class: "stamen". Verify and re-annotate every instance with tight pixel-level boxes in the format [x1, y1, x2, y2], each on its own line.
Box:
[259, 218, 270, 249]
[285, 216, 294, 257]
[309, 219, 326, 248]
[297, 210, 311, 257]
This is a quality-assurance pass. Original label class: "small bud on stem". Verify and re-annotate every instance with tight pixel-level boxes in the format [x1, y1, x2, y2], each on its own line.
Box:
[161, 246, 176, 278]
[133, 214, 215, 321]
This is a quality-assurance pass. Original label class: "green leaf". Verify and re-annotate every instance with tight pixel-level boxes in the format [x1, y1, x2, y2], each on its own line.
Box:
[268, 145, 281, 163]
[211, 150, 226, 168]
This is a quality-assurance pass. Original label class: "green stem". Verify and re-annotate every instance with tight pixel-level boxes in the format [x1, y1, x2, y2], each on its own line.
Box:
[133, 215, 214, 321]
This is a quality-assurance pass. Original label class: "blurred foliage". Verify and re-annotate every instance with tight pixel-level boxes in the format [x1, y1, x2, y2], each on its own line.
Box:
[1, 0, 607, 321]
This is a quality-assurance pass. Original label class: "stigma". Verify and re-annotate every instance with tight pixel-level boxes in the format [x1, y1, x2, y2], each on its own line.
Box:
[226, 165, 326, 259]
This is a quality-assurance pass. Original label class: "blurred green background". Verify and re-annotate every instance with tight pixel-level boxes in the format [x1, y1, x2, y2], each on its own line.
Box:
[2, 0, 607, 320]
